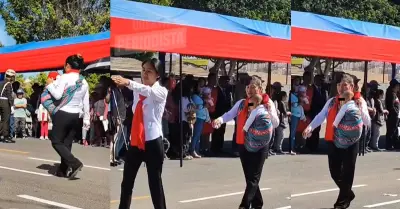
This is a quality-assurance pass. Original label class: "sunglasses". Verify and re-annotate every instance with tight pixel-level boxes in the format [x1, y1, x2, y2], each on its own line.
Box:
[248, 103, 254, 107]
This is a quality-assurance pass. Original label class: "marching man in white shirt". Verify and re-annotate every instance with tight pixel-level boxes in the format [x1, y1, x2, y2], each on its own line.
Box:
[112, 58, 168, 209]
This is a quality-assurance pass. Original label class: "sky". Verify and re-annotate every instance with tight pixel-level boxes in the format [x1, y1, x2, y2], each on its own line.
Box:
[1, 17, 38, 78]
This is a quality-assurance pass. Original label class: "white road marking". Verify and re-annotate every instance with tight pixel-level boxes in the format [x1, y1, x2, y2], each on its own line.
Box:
[397, 179, 400, 181]
[364, 199, 400, 208]
[179, 188, 271, 203]
[28, 157, 110, 171]
[291, 184, 367, 198]
[276, 206, 291, 209]
[0, 166, 52, 177]
[18, 195, 82, 209]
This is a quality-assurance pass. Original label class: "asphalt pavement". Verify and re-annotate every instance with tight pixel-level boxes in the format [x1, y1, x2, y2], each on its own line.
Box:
[0, 139, 109, 209]
[1, 123, 399, 209]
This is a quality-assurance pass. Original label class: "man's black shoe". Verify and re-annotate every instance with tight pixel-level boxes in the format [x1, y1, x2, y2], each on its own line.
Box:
[343, 191, 355, 208]
[66, 162, 83, 180]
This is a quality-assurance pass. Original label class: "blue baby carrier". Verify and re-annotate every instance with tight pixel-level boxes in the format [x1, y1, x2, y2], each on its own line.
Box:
[239, 101, 273, 152]
[333, 107, 363, 149]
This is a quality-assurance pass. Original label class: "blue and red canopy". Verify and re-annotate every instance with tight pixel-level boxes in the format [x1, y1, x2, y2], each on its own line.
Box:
[292, 11, 400, 63]
[111, 0, 290, 63]
[0, 31, 110, 72]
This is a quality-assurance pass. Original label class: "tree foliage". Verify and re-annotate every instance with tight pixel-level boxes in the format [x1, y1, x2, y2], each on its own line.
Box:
[0, 0, 110, 44]
[292, 0, 400, 76]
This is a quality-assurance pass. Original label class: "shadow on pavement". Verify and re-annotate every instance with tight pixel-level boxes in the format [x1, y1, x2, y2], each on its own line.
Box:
[36, 163, 59, 175]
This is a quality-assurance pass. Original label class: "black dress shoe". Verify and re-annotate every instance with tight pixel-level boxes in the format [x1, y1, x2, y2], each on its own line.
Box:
[66, 162, 83, 179]
[343, 191, 355, 208]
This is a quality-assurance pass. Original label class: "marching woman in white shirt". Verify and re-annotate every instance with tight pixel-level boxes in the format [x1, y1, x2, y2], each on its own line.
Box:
[45, 54, 90, 179]
[212, 76, 279, 209]
[112, 58, 168, 209]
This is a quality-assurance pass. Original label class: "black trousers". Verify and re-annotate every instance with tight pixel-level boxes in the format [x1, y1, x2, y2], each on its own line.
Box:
[0, 99, 10, 137]
[119, 137, 166, 209]
[211, 123, 226, 153]
[327, 141, 359, 207]
[239, 145, 267, 209]
[50, 111, 81, 172]
[386, 116, 398, 150]
[306, 126, 321, 152]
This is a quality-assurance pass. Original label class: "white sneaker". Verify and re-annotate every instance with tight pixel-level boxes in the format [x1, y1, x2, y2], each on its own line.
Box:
[45, 137, 49, 140]
[39, 136, 44, 140]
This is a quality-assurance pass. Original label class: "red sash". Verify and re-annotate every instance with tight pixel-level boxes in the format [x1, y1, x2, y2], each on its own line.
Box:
[131, 95, 147, 150]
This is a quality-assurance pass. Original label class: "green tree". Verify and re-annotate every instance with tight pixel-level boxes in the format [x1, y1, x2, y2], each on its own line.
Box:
[0, 0, 110, 44]
[85, 73, 110, 93]
[292, 0, 400, 76]
[30, 72, 48, 87]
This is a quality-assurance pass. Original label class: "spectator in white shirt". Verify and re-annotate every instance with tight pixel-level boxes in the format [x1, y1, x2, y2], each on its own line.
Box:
[45, 54, 89, 179]
[112, 58, 168, 209]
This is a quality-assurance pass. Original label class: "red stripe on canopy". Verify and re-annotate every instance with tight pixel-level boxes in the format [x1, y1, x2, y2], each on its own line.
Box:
[111, 18, 290, 63]
[292, 27, 400, 63]
[0, 39, 110, 72]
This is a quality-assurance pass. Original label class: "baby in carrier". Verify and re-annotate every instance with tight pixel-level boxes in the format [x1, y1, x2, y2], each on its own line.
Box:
[333, 90, 364, 149]
[243, 94, 273, 152]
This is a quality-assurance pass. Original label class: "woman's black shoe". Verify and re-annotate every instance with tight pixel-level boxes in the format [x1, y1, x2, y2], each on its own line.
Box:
[110, 162, 118, 167]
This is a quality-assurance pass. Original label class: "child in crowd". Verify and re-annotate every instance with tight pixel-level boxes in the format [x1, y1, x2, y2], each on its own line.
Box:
[13, 89, 28, 138]
[333, 90, 363, 149]
[274, 91, 290, 154]
[201, 86, 214, 107]
[370, 89, 388, 150]
[297, 85, 308, 122]
[37, 103, 49, 140]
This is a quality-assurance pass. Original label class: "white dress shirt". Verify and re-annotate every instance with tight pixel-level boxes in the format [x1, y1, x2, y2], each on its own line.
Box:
[243, 105, 268, 131]
[130, 80, 168, 141]
[220, 98, 279, 129]
[46, 72, 90, 123]
[309, 97, 371, 131]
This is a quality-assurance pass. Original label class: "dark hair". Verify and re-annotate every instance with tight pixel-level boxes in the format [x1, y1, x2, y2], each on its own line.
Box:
[182, 80, 193, 98]
[278, 91, 287, 101]
[12, 81, 20, 92]
[192, 80, 200, 95]
[161, 77, 169, 86]
[374, 89, 384, 99]
[142, 58, 162, 75]
[66, 54, 85, 69]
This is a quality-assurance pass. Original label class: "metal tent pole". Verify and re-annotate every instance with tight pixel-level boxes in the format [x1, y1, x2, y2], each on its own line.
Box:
[383, 62, 386, 83]
[179, 54, 183, 167]
[360, 61, 368, 156]
[169, 53, 173, 74]
[267, 62, 272, 95]
[286, 63, 289, 85]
